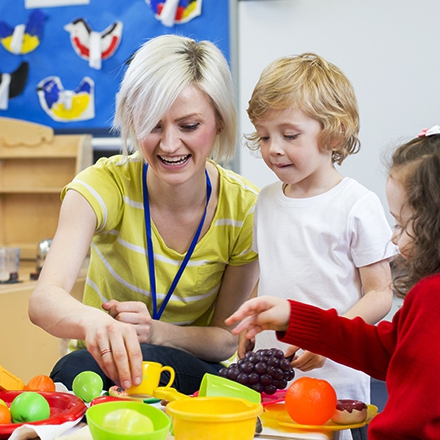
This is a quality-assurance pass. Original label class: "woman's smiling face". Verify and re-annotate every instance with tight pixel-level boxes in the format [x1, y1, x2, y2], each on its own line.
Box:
[139, 84, 220, 185]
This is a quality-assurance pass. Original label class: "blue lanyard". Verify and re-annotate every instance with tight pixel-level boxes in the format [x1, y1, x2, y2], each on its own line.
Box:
[142, 164, 212, 320]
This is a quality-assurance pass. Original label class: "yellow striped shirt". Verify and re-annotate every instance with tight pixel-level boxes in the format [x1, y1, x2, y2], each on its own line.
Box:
[62, 153, 259, 348]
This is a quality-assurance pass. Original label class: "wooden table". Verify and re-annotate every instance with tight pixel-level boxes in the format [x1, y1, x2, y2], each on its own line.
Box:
[0, 260, 86, 383]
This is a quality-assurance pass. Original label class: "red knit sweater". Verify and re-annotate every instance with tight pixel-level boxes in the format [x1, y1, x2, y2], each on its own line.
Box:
[277, 274, 440, 439]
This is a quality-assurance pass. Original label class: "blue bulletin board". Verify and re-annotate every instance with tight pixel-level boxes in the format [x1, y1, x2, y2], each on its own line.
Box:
[0, 0, 230, 131]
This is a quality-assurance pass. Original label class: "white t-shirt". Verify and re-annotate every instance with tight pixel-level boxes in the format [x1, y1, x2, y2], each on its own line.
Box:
[254, 177, 397, 404]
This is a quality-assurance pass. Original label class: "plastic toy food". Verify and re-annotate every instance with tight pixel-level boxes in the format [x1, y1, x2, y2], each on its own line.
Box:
[0, 365, 25, 391]
[285, 377, 337, 425]
[10, 391, 50, 423]
[25, 375, 56, 392]
[331, 399, 368, 424]
[108, 386, 128, 398]
[102, 408, 154, 434]
[218, 348, 295, 395]
[0, 405, 11, 424]
[72, 371, 103, 403]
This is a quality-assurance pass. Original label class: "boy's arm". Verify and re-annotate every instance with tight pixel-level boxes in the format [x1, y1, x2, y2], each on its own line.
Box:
[343, 259, 393, 324]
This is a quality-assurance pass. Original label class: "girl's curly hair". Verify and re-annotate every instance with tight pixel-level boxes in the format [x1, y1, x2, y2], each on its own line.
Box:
[389, 134, 440, 296]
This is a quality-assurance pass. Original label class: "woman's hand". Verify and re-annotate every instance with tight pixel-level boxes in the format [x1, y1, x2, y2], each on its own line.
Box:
[102, 300, 153, 343]
[84, 313, 144, 389]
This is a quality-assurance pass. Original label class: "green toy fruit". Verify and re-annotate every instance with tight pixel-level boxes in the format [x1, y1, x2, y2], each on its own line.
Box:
[102, 408, 155, 434]
[10, 392, 50, 423]
[72, 371, 104, 403]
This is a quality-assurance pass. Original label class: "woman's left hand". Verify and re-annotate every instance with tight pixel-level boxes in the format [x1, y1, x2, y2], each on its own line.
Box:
[102, 300, 153, 343]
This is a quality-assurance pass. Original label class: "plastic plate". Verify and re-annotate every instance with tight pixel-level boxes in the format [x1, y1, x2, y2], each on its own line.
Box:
[0, 390, 87, 439]
[262, 402, 378, 431]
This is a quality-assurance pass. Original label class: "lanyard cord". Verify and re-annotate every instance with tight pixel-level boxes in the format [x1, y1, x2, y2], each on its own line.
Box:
[142, 164, 212, 320]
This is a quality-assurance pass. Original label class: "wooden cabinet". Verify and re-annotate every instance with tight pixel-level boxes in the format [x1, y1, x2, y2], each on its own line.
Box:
[0, 261, 86, 383]
[0, 117, 92, 382]
[0, 117, 93, 259]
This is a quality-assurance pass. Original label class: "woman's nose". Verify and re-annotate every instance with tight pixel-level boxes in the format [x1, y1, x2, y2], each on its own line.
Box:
[160, 128, 181, 152]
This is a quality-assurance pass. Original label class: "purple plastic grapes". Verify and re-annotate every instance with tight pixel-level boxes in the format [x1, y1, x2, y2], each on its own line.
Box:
[218, 348, 295, 394]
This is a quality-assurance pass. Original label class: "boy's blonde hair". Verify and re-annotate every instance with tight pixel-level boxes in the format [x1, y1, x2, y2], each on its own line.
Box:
[246, 53, 360, 165]
[113, 34, 237, 164]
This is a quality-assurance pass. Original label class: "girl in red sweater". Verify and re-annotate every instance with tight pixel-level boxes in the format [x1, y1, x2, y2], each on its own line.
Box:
[226, 126, 440, 439]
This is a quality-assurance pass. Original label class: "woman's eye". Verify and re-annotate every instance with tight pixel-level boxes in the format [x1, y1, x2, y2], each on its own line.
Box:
[182, 123, 200, 131]
[259, 136, 269, 142]
[285, 134, 299, 140]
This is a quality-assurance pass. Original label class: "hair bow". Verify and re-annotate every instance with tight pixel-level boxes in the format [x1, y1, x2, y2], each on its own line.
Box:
[418, 125, 440, 137]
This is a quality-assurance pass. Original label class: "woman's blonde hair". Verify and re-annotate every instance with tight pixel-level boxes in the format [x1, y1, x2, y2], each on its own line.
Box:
[113, 34, 237, 164]
[246, 53, 360, 165]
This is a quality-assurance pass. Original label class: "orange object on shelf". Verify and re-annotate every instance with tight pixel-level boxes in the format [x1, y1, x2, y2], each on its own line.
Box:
[0, 365, 25, 391]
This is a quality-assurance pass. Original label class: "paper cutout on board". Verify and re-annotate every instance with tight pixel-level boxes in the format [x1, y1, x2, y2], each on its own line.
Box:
[0, 9, 46, 54]
[64, 19, 123, 70]
[146, 0, 202, 27]
[36, 76, 95, 122]
[25, 0, 89, 8]
[0, 62, 29, 110]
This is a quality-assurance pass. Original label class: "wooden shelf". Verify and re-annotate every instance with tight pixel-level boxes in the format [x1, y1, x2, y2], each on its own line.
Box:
[0, 188, 64, 194]
[0, 118, 93, 259]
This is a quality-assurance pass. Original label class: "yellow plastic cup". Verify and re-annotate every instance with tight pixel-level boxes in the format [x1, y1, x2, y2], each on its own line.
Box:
[166, 396, 263, 440]
[127, 362, 175, 397]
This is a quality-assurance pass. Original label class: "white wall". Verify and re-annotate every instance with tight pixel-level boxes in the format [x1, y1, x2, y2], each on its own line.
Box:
[237, 0, 440, 223]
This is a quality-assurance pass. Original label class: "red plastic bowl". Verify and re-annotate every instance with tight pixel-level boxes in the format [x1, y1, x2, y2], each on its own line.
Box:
[0, 390, 87, 439]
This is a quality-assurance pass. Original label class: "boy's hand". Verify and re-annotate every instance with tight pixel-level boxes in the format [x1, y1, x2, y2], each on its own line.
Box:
[291, 350, 326, 372]
[238, 333, 255, 359]
[225, 296, 290, 339]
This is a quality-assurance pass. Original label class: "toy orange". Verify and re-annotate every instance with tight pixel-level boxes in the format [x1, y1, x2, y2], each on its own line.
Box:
[0, 405, 11, 424]
[285, 377, 337, 425]
[25, 375, 56, 392]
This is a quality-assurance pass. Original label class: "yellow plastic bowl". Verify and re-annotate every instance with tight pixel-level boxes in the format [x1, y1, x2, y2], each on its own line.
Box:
[166, 396, 263, 440]
[86, 401, 171, 440]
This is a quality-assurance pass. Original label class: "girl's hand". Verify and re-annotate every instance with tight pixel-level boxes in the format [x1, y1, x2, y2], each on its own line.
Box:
[225, 296, 290, 338]
[102, 300, 153, 343]
[84, 315, 143, 389]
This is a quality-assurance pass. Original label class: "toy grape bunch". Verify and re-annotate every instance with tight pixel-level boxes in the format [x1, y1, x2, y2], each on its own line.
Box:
[218, 348, 295, 395]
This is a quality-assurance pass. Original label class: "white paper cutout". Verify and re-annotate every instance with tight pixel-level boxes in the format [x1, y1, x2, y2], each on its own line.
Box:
[146, 0, 202, 26]
[64, 19, 123, 70]
[26, 0, 89, 8]
[37, 76, 95, 122]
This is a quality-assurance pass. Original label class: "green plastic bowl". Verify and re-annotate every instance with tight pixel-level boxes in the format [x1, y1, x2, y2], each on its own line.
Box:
[86, 401, 171, 440]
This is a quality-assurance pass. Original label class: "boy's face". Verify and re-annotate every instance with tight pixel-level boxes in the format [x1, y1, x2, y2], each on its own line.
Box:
[386, 176, 414, 259]
[253, 107, 334, 196]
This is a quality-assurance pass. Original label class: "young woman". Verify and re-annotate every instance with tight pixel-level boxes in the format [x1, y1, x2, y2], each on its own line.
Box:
[29, 34, 259, 394]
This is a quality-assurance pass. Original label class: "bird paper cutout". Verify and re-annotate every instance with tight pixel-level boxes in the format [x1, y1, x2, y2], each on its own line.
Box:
[0, 10, 46, 55]
[146, 0, 202, 27]
[64, 18, 123, 70]
[36, 76, 95, 122]
[0, 62, 29, 110]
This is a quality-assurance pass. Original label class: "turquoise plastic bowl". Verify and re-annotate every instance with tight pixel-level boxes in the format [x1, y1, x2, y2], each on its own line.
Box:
[86, 401, 171, 440]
